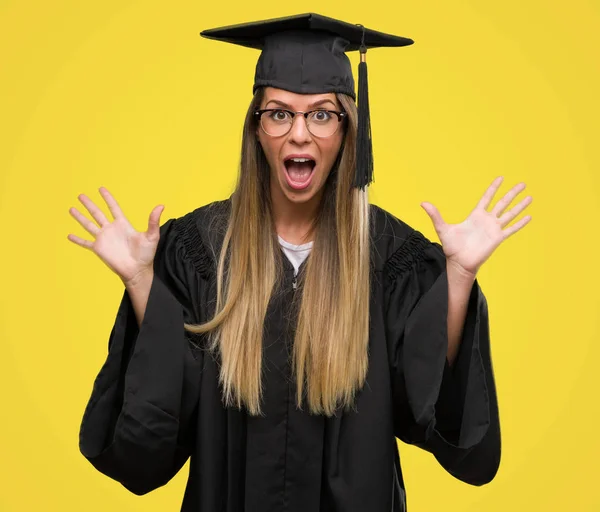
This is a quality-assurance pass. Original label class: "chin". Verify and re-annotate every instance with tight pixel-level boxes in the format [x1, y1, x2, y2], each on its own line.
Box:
[278, 173, 326, 205]
[282, 189, 319, 204]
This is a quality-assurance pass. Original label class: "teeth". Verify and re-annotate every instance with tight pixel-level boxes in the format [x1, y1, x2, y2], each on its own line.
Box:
[290, 158, 311, 163]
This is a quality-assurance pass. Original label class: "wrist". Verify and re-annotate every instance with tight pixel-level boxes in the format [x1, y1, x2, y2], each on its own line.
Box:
[446, 258, 477, 282]
[123, 268, 154, 290]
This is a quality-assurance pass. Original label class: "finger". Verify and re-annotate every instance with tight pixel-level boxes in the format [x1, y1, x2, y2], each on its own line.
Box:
[78, 193, 110, 227]
[99, 186, 125, 220]
[476, 176, 504, 211]
[421, 202, 446, 232]
[67, 233, 94, 249]
[502, 215, 532, 239]
[146, 205, 164, 239]
[499, 195, 533, 226]
[69, 206, 101, 236]
[492, 182, 527, 217]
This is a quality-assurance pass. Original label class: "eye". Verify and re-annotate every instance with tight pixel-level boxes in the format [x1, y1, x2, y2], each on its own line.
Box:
[269, 110, 291, 122]
[310, 110, 333, 123]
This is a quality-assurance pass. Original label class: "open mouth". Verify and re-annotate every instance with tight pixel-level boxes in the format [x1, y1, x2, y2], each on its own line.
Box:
[283, 157, 316, 190]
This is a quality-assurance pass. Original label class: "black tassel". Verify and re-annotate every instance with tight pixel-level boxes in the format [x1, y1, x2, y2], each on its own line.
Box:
[354, 42, 374, 189]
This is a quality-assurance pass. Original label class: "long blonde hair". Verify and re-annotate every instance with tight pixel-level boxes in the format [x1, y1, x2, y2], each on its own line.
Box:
[184, 88, 371, 417]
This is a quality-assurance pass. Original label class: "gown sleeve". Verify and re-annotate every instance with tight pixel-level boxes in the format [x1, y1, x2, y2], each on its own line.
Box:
[79, 216, 205, 495]
[384, 229, 501, 486]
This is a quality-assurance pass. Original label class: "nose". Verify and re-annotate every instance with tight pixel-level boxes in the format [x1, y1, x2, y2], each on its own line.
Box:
[288, 113, 312, 144]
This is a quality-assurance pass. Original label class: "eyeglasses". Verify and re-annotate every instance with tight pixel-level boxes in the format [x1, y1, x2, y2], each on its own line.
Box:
[254, 108, 347, 138]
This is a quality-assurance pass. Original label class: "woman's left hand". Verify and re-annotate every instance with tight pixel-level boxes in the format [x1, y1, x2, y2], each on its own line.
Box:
[420, 176, 533, 277]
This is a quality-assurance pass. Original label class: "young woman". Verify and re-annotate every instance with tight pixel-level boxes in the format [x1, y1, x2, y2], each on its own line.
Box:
[69, 13, 532, 512]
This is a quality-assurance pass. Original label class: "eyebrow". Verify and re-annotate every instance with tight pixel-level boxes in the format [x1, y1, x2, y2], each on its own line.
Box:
[264, 98, 338, 109]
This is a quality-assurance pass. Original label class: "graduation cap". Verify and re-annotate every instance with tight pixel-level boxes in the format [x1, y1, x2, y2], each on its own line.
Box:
[200, 13, 414, 189]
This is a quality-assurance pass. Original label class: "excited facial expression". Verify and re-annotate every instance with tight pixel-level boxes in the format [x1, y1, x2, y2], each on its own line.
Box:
[256, 87, 345, 207]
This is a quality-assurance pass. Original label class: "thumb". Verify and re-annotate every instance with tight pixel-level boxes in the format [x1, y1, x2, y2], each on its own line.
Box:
[420, 201, 445, 232]
[147, 204, 164, 240]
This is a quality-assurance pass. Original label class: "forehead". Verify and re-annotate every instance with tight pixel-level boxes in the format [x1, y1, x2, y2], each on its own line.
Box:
[262, 87, 340, 108]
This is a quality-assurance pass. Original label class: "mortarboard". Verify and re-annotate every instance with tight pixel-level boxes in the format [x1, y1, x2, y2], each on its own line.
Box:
[200, 13, 414, 189]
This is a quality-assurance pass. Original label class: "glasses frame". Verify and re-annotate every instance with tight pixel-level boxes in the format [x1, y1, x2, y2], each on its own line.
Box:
[254, 108, 347, 138]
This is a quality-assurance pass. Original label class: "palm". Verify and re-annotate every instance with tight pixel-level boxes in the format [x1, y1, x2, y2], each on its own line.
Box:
[92, 218, 157, 280]
[67, 187, 164, 284]
[421, 176, 533, 275]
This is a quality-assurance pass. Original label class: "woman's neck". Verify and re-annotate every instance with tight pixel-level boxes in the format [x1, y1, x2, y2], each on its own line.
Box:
[270, 188, 320, 245]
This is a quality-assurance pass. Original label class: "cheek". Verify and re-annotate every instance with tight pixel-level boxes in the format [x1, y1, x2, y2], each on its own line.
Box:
[321, 137, 344, 166]
[258, 133, 279, 163]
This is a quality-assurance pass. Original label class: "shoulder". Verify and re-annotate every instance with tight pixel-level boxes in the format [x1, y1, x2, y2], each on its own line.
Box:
[160, 198, 231, 279]
[369, 203, 444, 277]
[173, 198, 231, 246]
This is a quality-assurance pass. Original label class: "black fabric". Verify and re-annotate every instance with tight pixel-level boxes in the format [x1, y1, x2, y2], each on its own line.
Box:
[79, 198, 501, 511]
[355, 56, 373, 188]
[199, 13, 413, 99]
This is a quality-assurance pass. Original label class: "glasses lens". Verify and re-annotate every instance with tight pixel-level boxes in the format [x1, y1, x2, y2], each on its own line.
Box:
[261, 110, 292, 136]
[307, 111, 339, 137]
[259, 110, 342, 137]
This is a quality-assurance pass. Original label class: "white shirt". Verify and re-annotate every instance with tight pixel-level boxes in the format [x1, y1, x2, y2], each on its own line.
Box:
[278, 235, 313, 276]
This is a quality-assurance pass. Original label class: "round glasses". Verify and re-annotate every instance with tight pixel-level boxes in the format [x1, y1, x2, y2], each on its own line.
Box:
[254, 109, 347, 138]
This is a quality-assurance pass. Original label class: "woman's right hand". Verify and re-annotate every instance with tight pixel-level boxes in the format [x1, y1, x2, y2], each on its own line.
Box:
[67, 187, 165, 287]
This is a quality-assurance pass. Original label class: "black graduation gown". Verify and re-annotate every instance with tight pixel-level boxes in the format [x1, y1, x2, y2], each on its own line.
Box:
[79, 199, 501, 511]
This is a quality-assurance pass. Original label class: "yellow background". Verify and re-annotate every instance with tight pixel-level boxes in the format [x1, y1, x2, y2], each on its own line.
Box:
[1, 0, 598, 510]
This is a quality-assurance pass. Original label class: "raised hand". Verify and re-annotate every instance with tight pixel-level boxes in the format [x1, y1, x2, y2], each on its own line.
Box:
[420, 176, 533, 276]
[67, 187, 165, 286]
